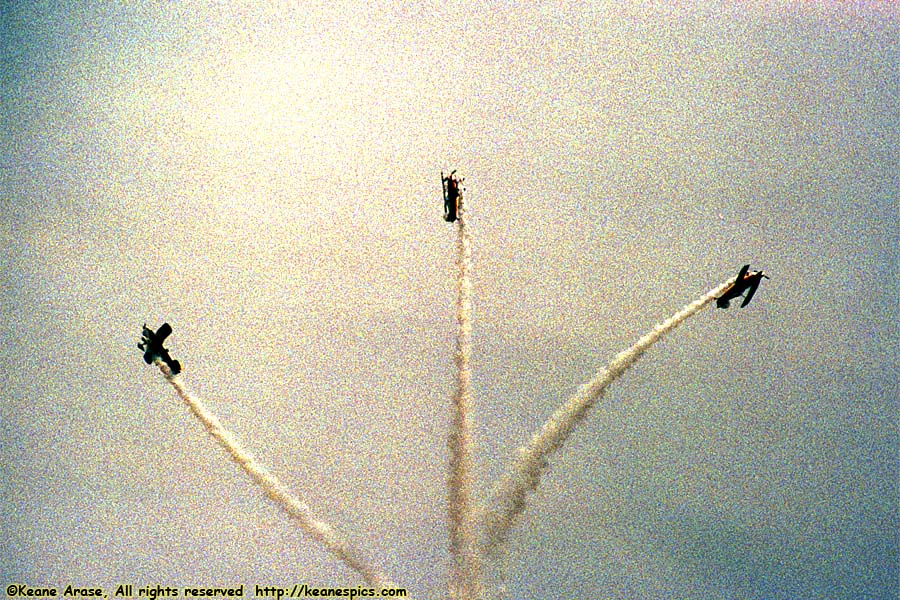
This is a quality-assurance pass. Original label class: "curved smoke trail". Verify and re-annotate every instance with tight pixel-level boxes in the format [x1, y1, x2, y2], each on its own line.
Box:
[154, 361, 393, 589]
[480, 279, 735, 557]
[448, 193, 483, 599]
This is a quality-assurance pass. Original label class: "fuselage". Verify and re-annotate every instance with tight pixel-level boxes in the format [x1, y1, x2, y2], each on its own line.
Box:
[139, 324, 181, 374]
[717, 270, 767, 308]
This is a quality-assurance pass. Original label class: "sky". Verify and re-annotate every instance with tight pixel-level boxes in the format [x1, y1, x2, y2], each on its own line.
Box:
[2, 1, 898, 598]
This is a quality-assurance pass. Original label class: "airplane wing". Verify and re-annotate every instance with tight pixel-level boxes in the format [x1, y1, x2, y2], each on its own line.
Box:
[735, 264, 750, 283]
[156, 322, 172, 341]
[740, 279, 760, 307]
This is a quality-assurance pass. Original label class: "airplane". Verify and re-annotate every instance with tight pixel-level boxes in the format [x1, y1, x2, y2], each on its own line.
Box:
[138, 322, 182, 374]
[717, 264, 769, 309]
[441, 170, 463, 222]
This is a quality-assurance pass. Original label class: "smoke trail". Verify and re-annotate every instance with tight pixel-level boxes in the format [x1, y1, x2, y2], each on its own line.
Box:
[448, 192, 483, 599]
[480, 279, 735, 557]
[154, 361, 393, 589]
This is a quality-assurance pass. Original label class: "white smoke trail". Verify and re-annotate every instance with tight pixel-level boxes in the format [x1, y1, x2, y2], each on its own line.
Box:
[154, 361, 393, 589]
[480, 279, 735, 557]
[448, 192, 483, 599]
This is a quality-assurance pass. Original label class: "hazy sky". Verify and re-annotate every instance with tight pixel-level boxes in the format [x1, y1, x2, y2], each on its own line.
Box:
[2, 2, 898, 598]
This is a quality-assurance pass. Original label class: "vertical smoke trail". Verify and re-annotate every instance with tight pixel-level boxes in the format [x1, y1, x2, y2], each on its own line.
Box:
[448, 191, 483, 599]
[480, 279, 735, 556]
[154, 361, 392, 589]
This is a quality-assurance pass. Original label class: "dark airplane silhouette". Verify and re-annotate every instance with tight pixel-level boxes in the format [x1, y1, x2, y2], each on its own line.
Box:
[138, 323, 181, 374]
[442, 170, 462, 222]
[717, 264, 769, 309]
